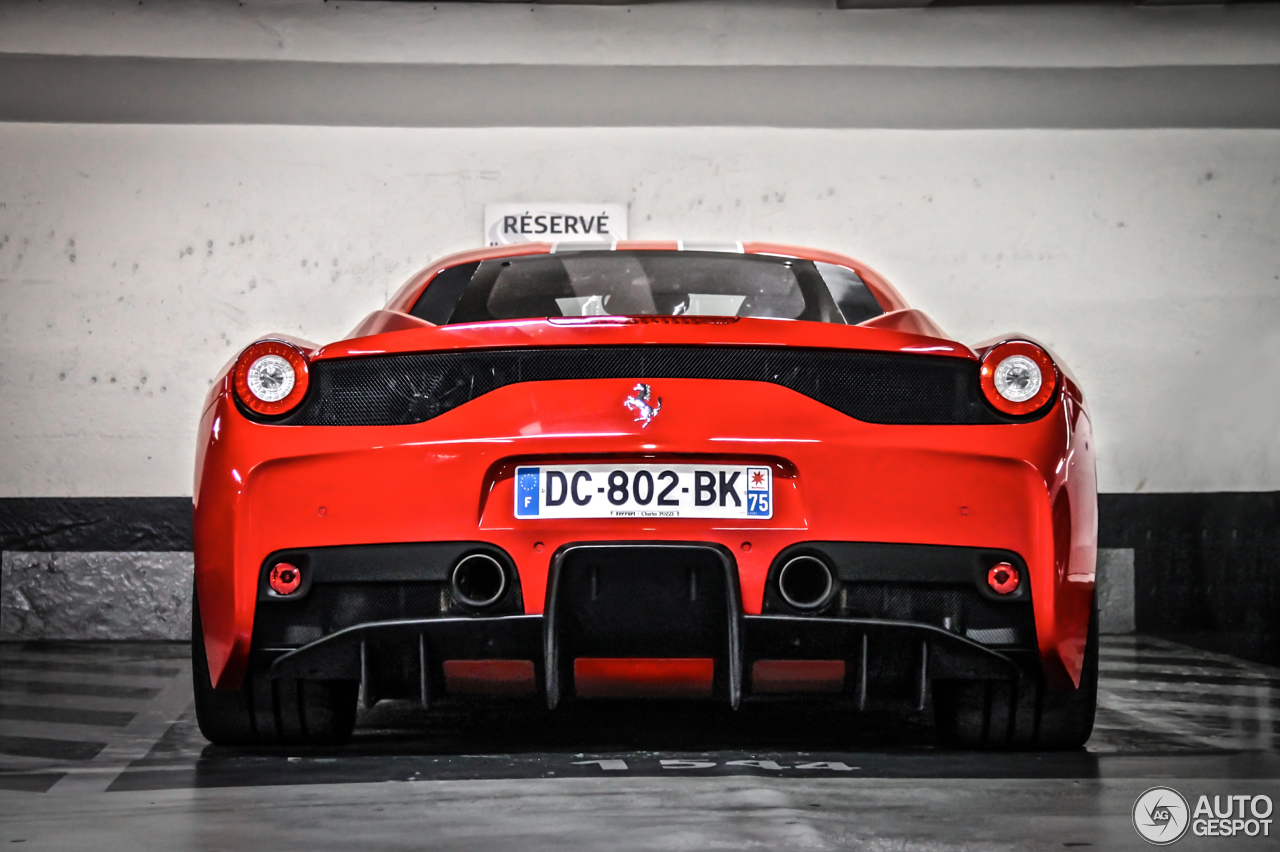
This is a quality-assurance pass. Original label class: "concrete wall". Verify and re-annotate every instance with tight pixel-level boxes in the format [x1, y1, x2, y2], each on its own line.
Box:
[2, 3, 1279, 500]
[4, 2, 1275, 500]
[0, 1, 1274, 637]
[0, 0, 1277, 643]
[4, 124, 1278, 497]
[0, 551, 192, 640]
[5, 0, 1280, 67]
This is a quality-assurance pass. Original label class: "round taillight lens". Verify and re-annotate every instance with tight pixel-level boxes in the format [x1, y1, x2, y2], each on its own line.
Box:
[233, 340, 310, 416]
[979, 340, 1057, 416]
[246, 355, 294, 402]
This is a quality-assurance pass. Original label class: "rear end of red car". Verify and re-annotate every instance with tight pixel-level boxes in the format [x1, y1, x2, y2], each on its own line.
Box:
[191, 246, 1098, 749]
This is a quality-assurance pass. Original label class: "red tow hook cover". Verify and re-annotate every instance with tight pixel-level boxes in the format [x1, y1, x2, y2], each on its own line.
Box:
[987, 562, 1020, 595]
[268, 562, 302, 596]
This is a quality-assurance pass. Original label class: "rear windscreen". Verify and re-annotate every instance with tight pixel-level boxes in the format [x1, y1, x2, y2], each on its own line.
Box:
[409, 251, 885, 326]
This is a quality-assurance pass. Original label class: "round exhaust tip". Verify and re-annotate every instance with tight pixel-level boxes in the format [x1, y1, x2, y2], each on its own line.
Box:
[777, 555, 835, 610]
[451, 553, 508, 608]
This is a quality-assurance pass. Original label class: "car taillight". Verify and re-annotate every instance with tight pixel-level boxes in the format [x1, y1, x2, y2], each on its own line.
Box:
[979, 340, 1057, 416]
[232, 340, 310, 416]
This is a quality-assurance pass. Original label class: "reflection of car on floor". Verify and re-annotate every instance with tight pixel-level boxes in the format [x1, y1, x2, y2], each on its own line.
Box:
[192, 241, 1098, 749]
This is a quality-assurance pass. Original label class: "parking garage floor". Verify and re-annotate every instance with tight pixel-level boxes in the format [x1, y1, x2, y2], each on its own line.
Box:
[1, 636, 1277, 850]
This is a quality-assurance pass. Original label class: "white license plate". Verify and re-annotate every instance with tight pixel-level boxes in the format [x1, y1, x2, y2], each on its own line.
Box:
[514, 464, 773, 519]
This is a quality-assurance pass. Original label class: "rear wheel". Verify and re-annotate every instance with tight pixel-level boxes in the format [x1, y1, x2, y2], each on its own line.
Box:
[191, 586, 358, 746]
[933, 599, 1098, 750]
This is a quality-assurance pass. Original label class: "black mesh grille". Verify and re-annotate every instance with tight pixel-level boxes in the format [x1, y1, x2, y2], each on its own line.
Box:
[253, 582, 446, 648]
[272, 346, 1030, 427]
[838, 582, 1036, 648]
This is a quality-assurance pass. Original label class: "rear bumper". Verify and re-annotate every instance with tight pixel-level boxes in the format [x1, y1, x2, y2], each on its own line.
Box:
[195, 376, 1096, 692]
[266, 613, 1023, 711]
[257, 541, 1035, 712]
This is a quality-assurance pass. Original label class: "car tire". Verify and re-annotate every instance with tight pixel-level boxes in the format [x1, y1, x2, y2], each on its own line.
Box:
[933, 598, 1098, 750]
[191, 585, 358, 746]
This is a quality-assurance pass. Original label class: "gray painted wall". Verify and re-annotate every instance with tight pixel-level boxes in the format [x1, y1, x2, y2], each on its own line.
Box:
[4, 0, 1280, 68]
[1, 4, 1277, 494]
[0, 1, 1268, 641]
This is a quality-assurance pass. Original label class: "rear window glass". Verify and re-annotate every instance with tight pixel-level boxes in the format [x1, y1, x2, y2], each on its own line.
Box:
[409, 251, 884, 326]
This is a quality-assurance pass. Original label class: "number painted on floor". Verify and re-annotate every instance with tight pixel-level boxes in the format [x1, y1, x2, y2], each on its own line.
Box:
[660, 759, 717, 769]
[572, 759, 629, 771]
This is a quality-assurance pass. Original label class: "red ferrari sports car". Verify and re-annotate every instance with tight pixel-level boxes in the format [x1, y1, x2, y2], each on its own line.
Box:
[192, 241, 1098, 749]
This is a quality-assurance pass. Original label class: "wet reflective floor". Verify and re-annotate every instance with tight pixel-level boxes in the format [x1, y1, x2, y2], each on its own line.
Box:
[1, 636, 1278, 849]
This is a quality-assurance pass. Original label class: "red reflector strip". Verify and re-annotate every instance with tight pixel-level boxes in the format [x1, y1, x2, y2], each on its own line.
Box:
[442, 660, 537, 696]
[573, 658, 715, 699]
[751, 660, 846, 694]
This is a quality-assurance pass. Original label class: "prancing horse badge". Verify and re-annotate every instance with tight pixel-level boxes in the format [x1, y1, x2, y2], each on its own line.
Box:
[624, 383, 662, 428]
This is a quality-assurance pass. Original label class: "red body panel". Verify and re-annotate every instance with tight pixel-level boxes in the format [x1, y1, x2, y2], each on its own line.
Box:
[751, 660, 847, 693]
[194, 244, 1097, 694]
[573, 658, 715, 699]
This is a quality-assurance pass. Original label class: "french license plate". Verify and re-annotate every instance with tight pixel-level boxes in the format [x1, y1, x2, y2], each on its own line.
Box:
[514, 464, 773, 520]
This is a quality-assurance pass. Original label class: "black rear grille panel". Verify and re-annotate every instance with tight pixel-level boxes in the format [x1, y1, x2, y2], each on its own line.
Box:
[759, 542, 1037, 650]
[253, 582, 448, 648]
[547, 544, 740, 702]
[762, 578, 1036, 650]
[838, 582, 1035, 647]
[269, 346, 1039, 427]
